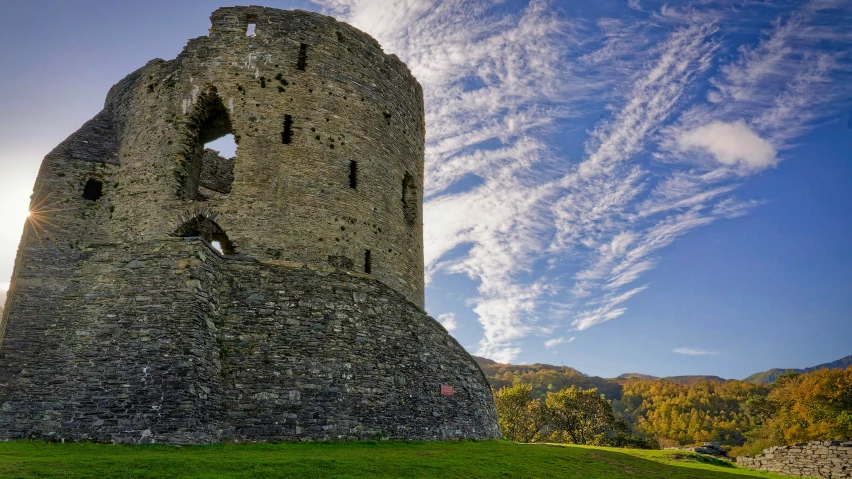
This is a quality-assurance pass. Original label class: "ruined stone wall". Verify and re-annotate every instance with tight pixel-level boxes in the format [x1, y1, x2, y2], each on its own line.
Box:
[737, 441, 852, 478]
[0, 239, 498, 443]
[0, 7, 499, 443]
[118, 6, 426, 306]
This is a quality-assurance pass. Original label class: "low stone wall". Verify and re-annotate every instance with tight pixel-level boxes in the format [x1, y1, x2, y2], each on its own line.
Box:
[736, 441, 852, 478]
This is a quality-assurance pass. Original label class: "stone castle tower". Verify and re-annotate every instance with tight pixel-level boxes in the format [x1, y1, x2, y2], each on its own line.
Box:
[0, 6, 499, 444]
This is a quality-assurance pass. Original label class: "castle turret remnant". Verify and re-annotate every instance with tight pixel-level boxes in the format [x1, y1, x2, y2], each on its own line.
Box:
[0, 7, 499, 444]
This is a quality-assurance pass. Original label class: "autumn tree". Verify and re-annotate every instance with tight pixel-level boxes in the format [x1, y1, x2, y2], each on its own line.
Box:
[545, 386, 623, 445]
[612, 379, 767, 447]
[494, 384, 547, 442]
[737, 367, 852, 455]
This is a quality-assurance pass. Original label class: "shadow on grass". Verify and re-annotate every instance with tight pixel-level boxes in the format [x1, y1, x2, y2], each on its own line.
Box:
[669, 452, 737, 468]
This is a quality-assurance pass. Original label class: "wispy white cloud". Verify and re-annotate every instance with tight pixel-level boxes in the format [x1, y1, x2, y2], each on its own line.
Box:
[572, 285, 648, 331]
[315, 0, 852, 363]
[713, 197, 766, 219]
[544, 337, 565, 348]
[674, 347, 721, 356]
[437, 313, 458, 332]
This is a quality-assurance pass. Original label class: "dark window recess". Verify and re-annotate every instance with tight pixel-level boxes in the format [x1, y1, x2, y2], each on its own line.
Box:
[173, 215, 236, 255]
[364, 250, 372, 274]
[349, 161, 358, 189]
[83, 179, 103, 201]
[402, 172, 417, 225]
[297, 43, 308, 71]
[282, 115, 293, 144]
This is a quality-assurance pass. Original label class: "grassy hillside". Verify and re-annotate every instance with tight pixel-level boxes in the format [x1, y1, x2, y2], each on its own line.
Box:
[743, 368, 800, 385]
[0, 441, 802, 479]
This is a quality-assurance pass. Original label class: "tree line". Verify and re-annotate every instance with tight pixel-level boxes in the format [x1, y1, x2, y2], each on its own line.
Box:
[490, 366, 852, 455]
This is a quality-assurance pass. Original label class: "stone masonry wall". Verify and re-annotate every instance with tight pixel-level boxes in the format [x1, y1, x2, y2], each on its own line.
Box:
[0, 239, 499, 443]
[737, 441, 852, 478]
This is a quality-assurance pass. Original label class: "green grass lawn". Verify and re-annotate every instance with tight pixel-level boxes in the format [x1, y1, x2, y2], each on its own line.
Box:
[0, 440, 800, 479]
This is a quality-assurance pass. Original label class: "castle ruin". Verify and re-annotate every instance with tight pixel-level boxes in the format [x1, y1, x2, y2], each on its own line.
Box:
[0, 6, 499, 444]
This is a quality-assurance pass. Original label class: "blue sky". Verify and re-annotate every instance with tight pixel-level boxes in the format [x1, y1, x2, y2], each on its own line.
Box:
[1, 0, 850, 379]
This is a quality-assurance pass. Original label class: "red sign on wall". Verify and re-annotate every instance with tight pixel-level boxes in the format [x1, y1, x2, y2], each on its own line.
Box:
[441, 385, 454, 396]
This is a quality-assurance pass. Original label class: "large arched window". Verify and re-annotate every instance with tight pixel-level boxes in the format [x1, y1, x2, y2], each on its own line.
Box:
[178, 87, 236, 200]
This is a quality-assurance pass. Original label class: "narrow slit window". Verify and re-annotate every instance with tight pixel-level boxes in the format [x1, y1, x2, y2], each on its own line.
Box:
[83, 178, 103, 201]
[246, 23, 256, 37]
[402, 172, 417, 225]
[282, 115, 293, 144]
[349, 161, 358, 189]
[364, 250, 372, 274]
[297, 43, 308, 71]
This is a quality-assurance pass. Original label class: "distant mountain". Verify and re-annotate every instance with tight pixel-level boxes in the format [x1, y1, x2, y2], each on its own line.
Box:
[742, 369, 800, 386]
[617, 373, 728, 385]
[473, 354, 852, 391]
[617, 373, 658, 380]
[472, 356, 624, 399]
[744, 355, 852, 385]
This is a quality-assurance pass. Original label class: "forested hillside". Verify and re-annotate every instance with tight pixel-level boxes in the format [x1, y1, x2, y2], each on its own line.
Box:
[479, 356, 852, 454]
[612, 379, 766, 447]
[473, 356, 623, 399]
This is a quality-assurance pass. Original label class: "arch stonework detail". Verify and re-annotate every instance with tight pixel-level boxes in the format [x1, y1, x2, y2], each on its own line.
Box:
[0, 7, 499, 444]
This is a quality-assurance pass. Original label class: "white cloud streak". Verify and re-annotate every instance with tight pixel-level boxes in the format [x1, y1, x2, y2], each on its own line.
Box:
[674, 347, 721, 356]
[315, 0, 852, 363]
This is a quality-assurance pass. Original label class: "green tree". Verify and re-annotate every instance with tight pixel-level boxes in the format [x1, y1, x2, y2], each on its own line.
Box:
[494, 384, 546, 442]
[545, 386, 620, 445]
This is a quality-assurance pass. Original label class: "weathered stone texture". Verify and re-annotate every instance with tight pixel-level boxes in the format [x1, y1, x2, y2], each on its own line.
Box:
[0, 6, 499, 444]
[737, 441, 852, 478]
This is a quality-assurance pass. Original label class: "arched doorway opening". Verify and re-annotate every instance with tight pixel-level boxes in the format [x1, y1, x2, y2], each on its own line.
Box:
[173, 214, 236, 255]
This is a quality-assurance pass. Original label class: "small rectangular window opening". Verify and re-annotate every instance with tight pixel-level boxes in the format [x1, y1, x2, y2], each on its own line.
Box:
[282, 115, 293, 144]
[297, 43, 308, 71]
[83, 178, 103, 201]
[364, 250, 372, 274]
[349, 161, 358, 189]
[246, 15, 257, 37]
[402, 172, 417, 225]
